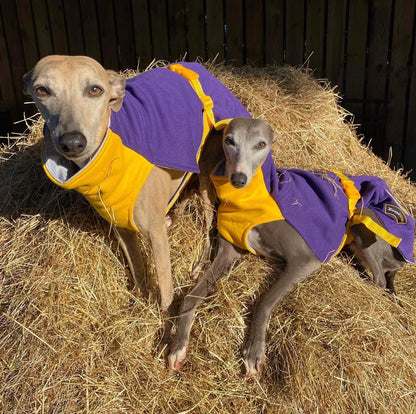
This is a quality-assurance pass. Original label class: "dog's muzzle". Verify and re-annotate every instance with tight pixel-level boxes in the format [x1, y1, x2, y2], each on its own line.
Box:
[58, 131, 87, 156]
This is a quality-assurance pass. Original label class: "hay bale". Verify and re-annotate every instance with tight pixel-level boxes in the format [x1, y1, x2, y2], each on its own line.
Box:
[1, 64, 415, 413]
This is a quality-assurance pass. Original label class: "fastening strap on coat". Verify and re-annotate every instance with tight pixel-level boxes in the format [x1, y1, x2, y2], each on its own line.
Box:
[350, 214, 401, 247]
[164, 63, 222, 213]
[331, 169, 402, 250]
[330, 169, 363, 254]
[168, 64, 216, 128]
[331, 169, 361, 218]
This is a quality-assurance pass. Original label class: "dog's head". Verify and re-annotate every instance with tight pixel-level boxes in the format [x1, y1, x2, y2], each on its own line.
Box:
[222, 118, 275, 188]
[23, 55, 126, 166]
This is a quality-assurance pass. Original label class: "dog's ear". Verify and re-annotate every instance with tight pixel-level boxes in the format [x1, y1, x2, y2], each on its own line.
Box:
[23, 70, 33, 95]
[107, 70, 126, 112]
[267, 123, 276, 143]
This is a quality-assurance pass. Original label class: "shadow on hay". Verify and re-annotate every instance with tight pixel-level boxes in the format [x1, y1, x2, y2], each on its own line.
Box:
[0, 140, 147, 289]
[0, 139, 207, 307]
[0, 141, 97, 225]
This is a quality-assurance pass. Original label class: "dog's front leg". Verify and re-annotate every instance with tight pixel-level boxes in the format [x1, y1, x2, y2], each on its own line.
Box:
[131, 167, 179, 314]
[114, 227, 148, 297]
[243, 259, 320, 376]
[169, 237, 241, 371]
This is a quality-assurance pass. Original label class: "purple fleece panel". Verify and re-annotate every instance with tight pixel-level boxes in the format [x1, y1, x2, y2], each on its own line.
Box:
[110, 63, 250, 173]
[261, 152, 414, 263]
[262, 153, 349, 262]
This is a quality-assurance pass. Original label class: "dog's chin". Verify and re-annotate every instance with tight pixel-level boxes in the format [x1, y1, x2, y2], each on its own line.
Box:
[56, 148, 93, 167]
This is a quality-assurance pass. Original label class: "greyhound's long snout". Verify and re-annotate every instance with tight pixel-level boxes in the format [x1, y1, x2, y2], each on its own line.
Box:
[58, 131, 87, 156]
[231, 172, 247, 188]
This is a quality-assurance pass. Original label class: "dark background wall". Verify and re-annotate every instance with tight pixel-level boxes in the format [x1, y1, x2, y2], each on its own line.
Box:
[1, 0, 415, 177]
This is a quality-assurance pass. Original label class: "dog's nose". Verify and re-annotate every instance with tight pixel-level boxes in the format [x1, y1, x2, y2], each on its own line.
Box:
[58, 132, 87, 156]
[230, 172, 248, 188]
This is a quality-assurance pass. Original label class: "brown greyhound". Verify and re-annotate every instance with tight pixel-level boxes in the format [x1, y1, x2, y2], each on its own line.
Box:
[23, 55, 250, 315]
[168, 117, 414, 375]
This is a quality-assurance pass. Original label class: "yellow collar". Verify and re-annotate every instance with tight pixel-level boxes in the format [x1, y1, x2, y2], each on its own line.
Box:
[211, 165, 284, 253]
[42, 128, 153, 231]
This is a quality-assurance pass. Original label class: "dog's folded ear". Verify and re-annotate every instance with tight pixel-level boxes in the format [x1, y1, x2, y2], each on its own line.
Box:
[23, 70, 33, 95]
[107, 70, 126, 112]
[268, 124, 276, 143]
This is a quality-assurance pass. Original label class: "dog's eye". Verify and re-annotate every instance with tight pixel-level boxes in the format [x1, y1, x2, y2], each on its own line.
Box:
[88, 86, 103, 96]
[224, 136, 234, 146]
[256, 141, 267, 149]
[35, 86, 50, 96]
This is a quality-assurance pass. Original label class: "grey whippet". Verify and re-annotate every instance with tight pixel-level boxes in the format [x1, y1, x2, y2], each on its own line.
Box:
[23, 55, 248, 316]
[168, 117, 414, 375]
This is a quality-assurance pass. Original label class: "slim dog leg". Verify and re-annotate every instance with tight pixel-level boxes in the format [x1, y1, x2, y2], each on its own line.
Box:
[145, 224, 176, 314]
[114, 227, 148, 297]
[385, 270, 398, 294]
[243, 260, 320, 376]
[192, 172, 217, 278]
[350, 212, 405, 295]
[169, 237, 241, 371]
[193, 130, 224, 279]
[351, 224, 401, 292]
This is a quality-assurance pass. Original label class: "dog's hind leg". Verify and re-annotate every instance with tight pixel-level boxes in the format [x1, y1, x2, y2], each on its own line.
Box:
[169, 236, 242, 371]
[349, 229, 404, 294]
[349, 210, 406, 295]
[114, 227, 148, 297]
[385, 270, 399, 294]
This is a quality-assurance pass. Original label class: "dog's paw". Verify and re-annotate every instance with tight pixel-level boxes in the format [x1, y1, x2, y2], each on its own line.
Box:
[242, 337, 266, 376]
[168, 345, 190, 371]
[165, 215, 173, 228]
[190, 264, 203, 280]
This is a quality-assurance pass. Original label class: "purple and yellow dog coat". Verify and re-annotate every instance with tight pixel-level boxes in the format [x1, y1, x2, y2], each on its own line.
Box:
[211, 152, 415, 263]
[42, 62, 250, 231]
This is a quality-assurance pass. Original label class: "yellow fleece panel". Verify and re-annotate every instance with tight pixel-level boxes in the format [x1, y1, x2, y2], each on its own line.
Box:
[42, 129, 153, 231]
[211, 167, 284, 254]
